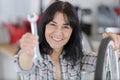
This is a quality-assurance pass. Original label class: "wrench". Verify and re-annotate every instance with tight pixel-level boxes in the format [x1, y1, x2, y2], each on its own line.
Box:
[27, 13, 43, 64]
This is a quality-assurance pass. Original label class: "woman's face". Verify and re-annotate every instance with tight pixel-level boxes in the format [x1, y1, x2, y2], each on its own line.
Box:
[45, 12, 72, 51]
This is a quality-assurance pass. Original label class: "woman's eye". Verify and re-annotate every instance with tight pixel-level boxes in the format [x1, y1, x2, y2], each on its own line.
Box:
[64, 25, 70, 29]
[49, 23, 56, 26]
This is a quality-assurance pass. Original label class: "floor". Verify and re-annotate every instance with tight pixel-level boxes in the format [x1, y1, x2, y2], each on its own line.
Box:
[0, 52, 18, 80]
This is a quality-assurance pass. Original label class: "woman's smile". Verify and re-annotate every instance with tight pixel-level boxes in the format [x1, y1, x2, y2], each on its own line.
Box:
[51, 36, 63, 42]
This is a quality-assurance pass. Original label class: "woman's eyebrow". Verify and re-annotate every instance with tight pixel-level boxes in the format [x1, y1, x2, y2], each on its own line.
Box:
[50, 21, 57, 24]
[50, 20, 69, 25]
[63, 23, 69, 25]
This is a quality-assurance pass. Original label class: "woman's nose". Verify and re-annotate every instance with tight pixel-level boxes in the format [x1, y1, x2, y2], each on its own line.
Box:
[55, 27, 63, 36]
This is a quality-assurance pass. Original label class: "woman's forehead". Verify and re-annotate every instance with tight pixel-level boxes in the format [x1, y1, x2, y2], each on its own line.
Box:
[52, 12, 69, 23]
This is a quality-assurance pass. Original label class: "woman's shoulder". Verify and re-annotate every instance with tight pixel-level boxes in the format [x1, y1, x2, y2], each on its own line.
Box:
[81, 51, 97, 72]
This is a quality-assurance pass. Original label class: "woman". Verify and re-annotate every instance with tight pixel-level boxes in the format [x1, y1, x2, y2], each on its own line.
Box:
[15, 1, 120, 80]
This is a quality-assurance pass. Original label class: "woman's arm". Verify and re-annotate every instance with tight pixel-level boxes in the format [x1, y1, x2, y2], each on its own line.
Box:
[19, 32, 39, 70]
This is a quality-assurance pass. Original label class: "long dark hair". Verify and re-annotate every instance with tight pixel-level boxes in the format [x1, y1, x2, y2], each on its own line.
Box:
[38, 1, 83, 64]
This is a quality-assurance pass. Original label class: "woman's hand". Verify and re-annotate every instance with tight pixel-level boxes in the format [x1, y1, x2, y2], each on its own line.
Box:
[19, 32, 39, 70]
[102, 33, 120, 50]
[19, 32, 39, 58]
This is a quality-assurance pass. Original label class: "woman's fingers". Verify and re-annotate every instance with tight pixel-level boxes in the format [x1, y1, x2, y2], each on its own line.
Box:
[102, 33, 120, 50]
[102, 33, 109, 38]
[19, 32, 39, 56]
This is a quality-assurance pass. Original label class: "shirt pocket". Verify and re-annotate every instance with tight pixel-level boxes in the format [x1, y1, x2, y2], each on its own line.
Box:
[68, 70, 81, 80]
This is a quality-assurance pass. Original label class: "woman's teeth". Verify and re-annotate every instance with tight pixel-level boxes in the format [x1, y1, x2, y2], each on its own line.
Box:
[52, 36, 63, 41]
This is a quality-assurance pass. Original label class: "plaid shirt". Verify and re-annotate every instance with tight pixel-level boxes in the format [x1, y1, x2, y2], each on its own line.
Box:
[14, 50, 97, 80]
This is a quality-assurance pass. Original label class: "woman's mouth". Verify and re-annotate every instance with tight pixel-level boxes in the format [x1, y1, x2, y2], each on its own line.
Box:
[51, 36, 63, 41]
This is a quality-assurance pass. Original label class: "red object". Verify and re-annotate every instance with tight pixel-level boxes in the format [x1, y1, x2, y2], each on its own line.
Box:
[4, 15, 42, 44]
[4, 23, 28, 44]
[114, 7, 120, 16]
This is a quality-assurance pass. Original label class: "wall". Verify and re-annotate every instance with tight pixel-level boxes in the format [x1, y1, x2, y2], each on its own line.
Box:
[0, 0, 30, 23]
[0, 0, 118, 23]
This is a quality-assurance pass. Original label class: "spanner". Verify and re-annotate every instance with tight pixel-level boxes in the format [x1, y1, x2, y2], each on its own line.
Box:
[27, 13, 43, 64]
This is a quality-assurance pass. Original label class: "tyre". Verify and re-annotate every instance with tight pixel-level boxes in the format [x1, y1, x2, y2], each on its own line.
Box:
[94, 38, 119, 80]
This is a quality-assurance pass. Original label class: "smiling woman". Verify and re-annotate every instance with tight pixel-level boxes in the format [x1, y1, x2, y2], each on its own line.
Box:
[16, 1, 83, 80]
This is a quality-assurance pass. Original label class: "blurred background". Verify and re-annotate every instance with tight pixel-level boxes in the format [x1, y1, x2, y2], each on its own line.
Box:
[0, 0, 119, 80]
